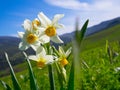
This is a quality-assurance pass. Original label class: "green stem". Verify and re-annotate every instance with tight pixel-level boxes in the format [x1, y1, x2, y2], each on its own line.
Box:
[48, 64, 55, 90]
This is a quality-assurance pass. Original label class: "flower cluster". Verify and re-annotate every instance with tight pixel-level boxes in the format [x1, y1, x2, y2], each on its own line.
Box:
[18, 12, 71, 71]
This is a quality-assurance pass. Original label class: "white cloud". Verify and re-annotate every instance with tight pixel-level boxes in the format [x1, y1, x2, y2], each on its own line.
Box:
[45, 0, 89, 10]
[45, 0, 120, 34]
[45, 0, 120, 11]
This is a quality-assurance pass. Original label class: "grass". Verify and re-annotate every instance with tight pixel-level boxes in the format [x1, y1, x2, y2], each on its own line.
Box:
[1, 24, 120, 90]
[81, 24, 120, 50]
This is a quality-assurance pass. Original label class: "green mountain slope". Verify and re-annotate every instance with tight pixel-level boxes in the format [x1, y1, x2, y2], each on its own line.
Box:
[81, 24, 120, 50]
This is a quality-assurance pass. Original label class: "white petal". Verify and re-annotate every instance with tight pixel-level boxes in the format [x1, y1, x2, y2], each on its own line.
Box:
[51, 35, 63, 43]
[39, 35, 50, 44]
[28, 55, 38, 61]
[54, 23, 64, 29]
[37, 47, 46, 56]
[45, 55, 54, 64]
[30, 44, 39, 51]
[38, 12, 51, 27]
[22, 19, 32, 31]
[52, 14, 64, 24]
[59, 46, 65, 55]
[19, 42, 29, 50]
[36, 46, 44, 55]
[18, 32, 24, 38]
[65, 47, 72, 57]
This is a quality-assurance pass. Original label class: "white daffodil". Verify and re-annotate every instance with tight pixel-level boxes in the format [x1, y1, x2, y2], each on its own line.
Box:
[28, 47, 54, 69]
[58, 46, 72, 67]
[18, 31, 40, 51]
[18, 18, 50, 51]
[38, 12, 64, 43]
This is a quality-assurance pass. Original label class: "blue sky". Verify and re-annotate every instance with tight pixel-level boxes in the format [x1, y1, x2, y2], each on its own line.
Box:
[0, 0, 120, 36]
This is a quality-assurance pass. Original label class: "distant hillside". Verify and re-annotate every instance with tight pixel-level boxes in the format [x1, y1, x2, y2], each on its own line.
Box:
[0, 36, 34, 75]
[61, 17, 120, 43]
[86, 17, 120, 35]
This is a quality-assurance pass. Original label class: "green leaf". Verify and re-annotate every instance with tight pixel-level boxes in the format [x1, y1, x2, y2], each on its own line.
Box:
[5, 53, 21, 90]
[67, 61, 74, 90]
[68, 20, 89, 90]
[75, 19, 89, 45]
[48, 64, 55, 90]
[23, 52, 38, 90]
[0, 80, 11, 90]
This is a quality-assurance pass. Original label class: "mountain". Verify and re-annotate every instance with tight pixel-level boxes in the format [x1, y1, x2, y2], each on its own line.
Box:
[86, 17, 120, 35]
[0, 17, 120, 76]
[0, 36, 34, 76]
[60, 17, 120, 43]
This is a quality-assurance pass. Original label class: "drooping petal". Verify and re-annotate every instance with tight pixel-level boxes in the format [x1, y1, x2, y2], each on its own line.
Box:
[45, 55, 54, 64]
[39, 35, 50, 44]
[18, 32, 24, 38]
[30, 44, 39, 51]
[51, 35, 63, 43]
[37, 47, 46, 56]
[19, 42, 29, 50]
[22, 19, 32, 31]
[36, 46, 44, 55]
[28, 55, 38, 61]
[38, 12, 51, 27]
[52, 14, 64, 25]
[65, 47, 72, 57]
[59, 46, 65, 55]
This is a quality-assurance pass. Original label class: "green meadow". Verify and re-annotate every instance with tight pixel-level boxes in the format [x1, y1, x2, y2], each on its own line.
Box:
[1, 24, 120, 90]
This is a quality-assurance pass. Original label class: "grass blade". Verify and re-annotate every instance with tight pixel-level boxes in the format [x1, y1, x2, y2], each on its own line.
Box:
[48, 64, 55, 90]
[67, 19, 89, 90]
[23, 52, 38, 90]
[5, 52, 21, 90]
[0, 80, 11, 90]
[75, 19, 89, 45]
[67, 60, 74, 90]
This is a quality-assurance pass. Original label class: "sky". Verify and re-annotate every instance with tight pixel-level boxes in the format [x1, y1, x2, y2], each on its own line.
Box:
[0, 0, 120, 36]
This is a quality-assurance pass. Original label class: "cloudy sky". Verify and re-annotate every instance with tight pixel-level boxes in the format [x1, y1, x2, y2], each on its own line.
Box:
[0, 0, 120, 36]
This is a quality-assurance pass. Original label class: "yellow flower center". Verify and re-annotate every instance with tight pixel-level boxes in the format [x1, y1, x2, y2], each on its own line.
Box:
[37, 58, 46, 68]
[60, 58, 68, 67]
[26, 33, 38, 44]
[45, 26, 56, 37]
[32, 19, 41, 30]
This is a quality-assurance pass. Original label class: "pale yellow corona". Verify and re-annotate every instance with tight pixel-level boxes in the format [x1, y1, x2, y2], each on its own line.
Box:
[26, 33, 38, 44]
[60, 58, 68, 66]
[45, 26, 56, 37]
[37, 58, 46, 68]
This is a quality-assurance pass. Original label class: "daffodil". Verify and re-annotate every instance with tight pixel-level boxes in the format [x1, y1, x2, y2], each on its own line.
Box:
[18, 31, 40, 51]
[58, 46, 72, 67]
[38, 12, 64, 43]
[18, 18, 50, 51]
[28, 47, 54, 69]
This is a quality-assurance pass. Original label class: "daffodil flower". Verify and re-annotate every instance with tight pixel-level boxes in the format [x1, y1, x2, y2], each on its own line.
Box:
[18, 31, 40, 51]
[38, 12, 64, 43]
[18, 18, 49, 51]
[58, 46, 72, 67]
[28, 47, 54, 69]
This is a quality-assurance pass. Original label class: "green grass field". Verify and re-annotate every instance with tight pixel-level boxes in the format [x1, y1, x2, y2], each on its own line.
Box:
[1, 24, 120, 90]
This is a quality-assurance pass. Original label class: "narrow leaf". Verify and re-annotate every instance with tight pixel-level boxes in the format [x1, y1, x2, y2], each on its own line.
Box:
[79, 19, 89, 41]
[48, 64, 55, 90]
[0, 80, 11, 90]
[5, 52, 21, 90]
[75, 19, 89, 45]
[67, 60, 74, 90]
[23, 52, 38, 90]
